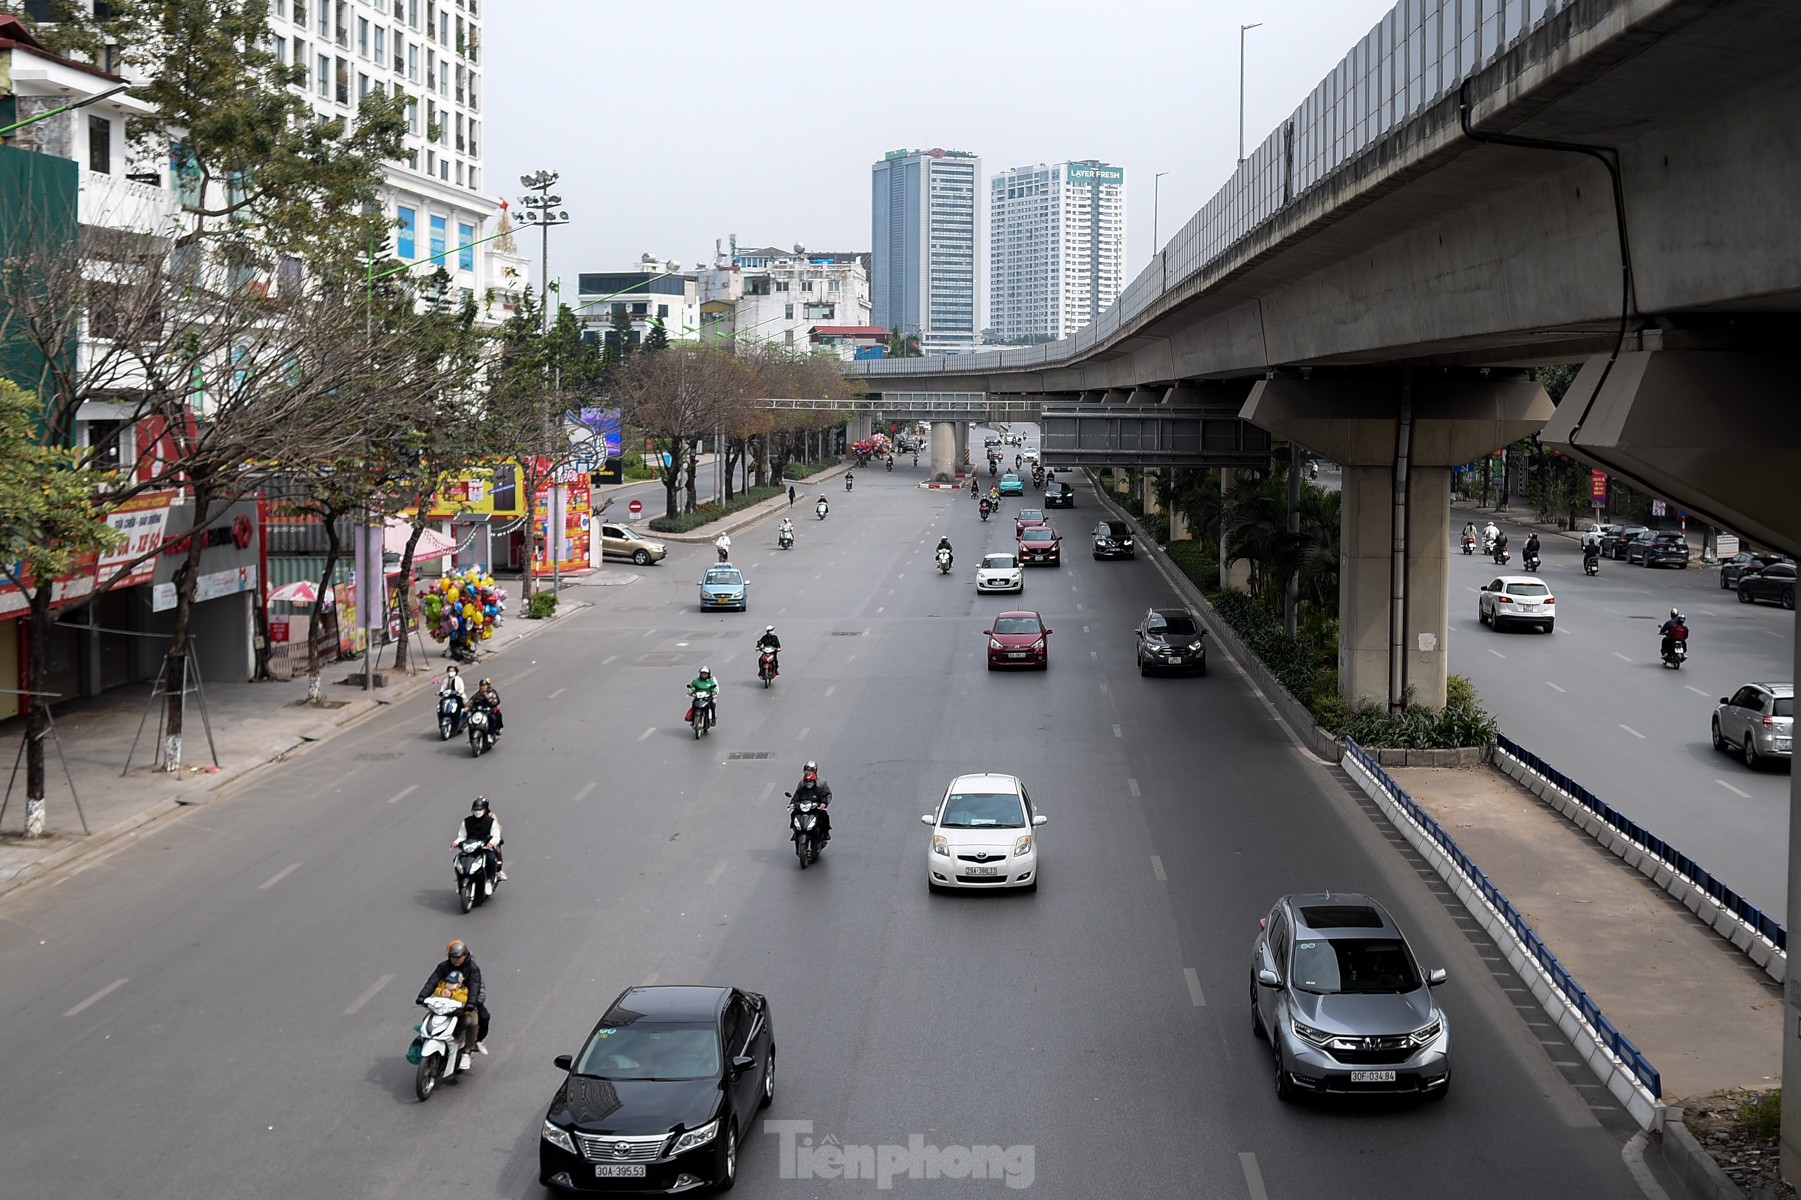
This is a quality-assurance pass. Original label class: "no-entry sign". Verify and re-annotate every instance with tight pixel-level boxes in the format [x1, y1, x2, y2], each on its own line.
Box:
[628, 499, 643, 515]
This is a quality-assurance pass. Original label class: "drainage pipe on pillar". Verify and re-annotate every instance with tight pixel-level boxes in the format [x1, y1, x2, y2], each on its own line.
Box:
[1389, 371, 1413, 713]
[1284, 445, 1302, 637]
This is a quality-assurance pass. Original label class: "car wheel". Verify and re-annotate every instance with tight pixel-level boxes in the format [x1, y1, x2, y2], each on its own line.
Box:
[1139, 658, 1150, 677]
[986, 661, 996, 672]
[714, 1120, 738, 1192]
[1739, 587, 1754, 604]
[1785, 588, 1795, 611]
[1273, 1045, 1299, 1103]
[632, 549, 650, 566]
[760, 1047, 775, 1109]
[928, 879, 947, 895]
[1250, 988, 1265, 1039]
[1721, 572, 1731, 589]
[1712, 718, 1728, 753]
[1745, 736, 1761, 770]
[1478, 607, 1489, 626]
[1542, 622, 1554, 634]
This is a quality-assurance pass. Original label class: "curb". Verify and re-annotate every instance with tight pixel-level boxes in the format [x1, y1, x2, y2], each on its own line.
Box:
[1660, 1108, 1751, 1200]
[0, 600, 593, 905]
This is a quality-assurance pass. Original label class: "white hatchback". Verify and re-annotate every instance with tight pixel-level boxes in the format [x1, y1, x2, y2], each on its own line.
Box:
[923, 773, 1046, 893]
[976, 552, 1024, 594]
[1478, 575, 1555, 632]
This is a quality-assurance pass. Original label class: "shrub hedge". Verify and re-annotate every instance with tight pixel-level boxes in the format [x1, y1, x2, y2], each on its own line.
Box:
[647, 485, 787, 533]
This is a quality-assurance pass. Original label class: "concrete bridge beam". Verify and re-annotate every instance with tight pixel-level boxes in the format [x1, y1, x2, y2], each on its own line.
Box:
[1244, 374, 1552, 710]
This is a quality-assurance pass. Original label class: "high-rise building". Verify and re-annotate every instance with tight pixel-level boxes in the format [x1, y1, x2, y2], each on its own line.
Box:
[871, 147, 979, 355]
[988, 160, 1126, 343]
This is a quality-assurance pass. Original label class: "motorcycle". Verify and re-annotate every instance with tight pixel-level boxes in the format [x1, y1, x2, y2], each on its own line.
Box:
[1523, 551, 1541, 572]
[989, 463, 998, 477]
[1662, 638, 1688, 669]
[410, 995, 471, 1101]
[1309, 462, 1320, 480]
[437, 690, 467, 740]
[979, 500, 992, 522]
[447, 637, 478, 665]
[467, 707, 496, 757]
[816, 499, 829, 520]
[1460, 535, 1475, 556]
[778, 529, 794, 550]
[936, 548, 953, 574]
[1492, 546, 1510, 566]
[687, 689, 716, 738]
[1583, 548, 1600, 576]
[886, 458, 894, 472]
[453, 837, 499, 913]
[757, 647, 778, 688]
[845, 476, 854, 492]
[785, 791, 825, 868]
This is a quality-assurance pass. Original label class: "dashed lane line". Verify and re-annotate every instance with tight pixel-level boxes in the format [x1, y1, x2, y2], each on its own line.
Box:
[1151, 856, 1166, 881]
[1620, 724, 1646, 739]
[1240, 1153, 1270, 1200]
[387, 784, 419, 805]
[344, 974, 393, 1015]
[637, 726, 656, 741]
[1718, 780, 1752, 799]
[259, 862, 302, 890]
[1127, 778, 1141, 797]
[1545, 682, 1566, 693]
[64, 978, 129, 1018]
[1183, 968, 1206, 1007]
[572, 782, 596, 803]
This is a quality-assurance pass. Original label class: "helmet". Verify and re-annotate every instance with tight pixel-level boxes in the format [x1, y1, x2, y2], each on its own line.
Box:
[804, 760, 818, 772]
[444, 969, 464, 987]
[479, 677, 492, 687]
[446, 939, 468, 959]
[699, 666, 712, 678]
[471, 796, 490, 814]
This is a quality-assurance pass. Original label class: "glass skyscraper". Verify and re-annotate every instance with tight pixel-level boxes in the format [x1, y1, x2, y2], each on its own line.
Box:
[871, 147, 979, 355]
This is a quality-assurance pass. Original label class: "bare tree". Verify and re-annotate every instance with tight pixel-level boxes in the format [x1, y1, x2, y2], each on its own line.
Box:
[610, 346, 751, 521]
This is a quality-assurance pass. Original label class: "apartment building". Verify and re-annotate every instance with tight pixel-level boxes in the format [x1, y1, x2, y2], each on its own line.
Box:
[989, 159, 1126, 342]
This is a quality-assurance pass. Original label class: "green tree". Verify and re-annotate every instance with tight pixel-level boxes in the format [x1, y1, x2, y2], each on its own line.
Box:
[885, 328, 922, 358]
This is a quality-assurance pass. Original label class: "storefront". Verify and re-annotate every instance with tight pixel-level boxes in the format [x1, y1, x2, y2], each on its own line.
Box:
[134, 498, 262, 685]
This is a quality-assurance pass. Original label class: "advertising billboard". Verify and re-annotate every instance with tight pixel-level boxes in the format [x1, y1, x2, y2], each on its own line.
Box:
[1068, 163, 1125, 185]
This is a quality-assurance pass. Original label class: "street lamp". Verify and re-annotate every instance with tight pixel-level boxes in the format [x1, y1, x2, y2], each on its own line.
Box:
[517, 170, 570, 334]
[1238, 22, 1263, 168]
[1152, 171, 1170, 264]
[0, 83, 129, 138]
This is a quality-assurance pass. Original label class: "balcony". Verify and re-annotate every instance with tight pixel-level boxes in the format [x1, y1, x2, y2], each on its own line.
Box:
[79, 170, 182, 237]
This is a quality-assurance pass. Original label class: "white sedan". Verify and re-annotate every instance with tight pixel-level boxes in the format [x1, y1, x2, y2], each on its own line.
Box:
[923, 773, 1046, 894]
[976, 552, 1023, 594]
[1478, 575, 1555, 632]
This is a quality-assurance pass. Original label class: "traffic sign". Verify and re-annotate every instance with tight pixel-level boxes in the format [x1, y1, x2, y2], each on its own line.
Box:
[628, 499, 643, 515]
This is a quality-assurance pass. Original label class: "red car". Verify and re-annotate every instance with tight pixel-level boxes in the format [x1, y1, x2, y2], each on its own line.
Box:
[1013, 508, 1047, 536]
[984, 610, 1052, 670]
[1017, 525, 1062, 565]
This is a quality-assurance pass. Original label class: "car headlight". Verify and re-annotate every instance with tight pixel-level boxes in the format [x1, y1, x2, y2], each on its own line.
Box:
[1409, 1019, 1443, 1046]
[671, 1118, 718, 1155]
[541, 1120, 576, 1155]
[1122, 537, 1133, 546]
[1013, 834, 1033, 856]
[989, 639, 1004, 651]
[1031, 638, 1045, 650]
[931, 834, 950, 856]
[1290, 1020, 1332, 1048]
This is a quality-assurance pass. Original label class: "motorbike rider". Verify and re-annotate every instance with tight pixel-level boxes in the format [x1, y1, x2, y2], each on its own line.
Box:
[454, 795, 506, 882]
[416, 939, 488, 1069]
[1523, 532, 1541, 566]
[1660, 609, 1689, 659]
[1483, 520, 1500, 552]
[1491, 531, 1509, 560]
[470, 678, 503, 737]
[440, 664, 467, 699]
[790, 759, 832, 844]
[1462, 521, 1478, 549]
[778, 516, 794, 544]
[936, 536, 954, 568]
[756, 626, 782, 676]
[845, 472, 854, 491]
[816, 495, 829, 517]
[689, 666, 719, 725]
[715, 533, 732, 562]
[1581, 526, 1602, 563]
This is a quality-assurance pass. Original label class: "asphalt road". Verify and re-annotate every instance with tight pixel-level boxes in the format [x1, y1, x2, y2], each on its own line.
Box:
[1449, 513, 1796, 915]
[0, 449, 1663, 1199]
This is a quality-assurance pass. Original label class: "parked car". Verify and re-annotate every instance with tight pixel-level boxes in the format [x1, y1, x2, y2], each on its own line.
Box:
[1628, 531, 1690, 568]
[1605, 525, 1650, 560]
[1017, 526, 1062, 566]
[1043, 481, 1075, 508]
[1134, 608, 1207, 676]
[1250, 893, 1451, 1101]
[599, 522, 667, 566]
[983, 610, 1051, 670]
[1013, 508, 1047, 536]
[998, 472, 1025, 496]
[975, 552, 1024, 594]
[1092, 521, 1135, 560]
[1738, 561, 1797, 610]
[698, 565, 748, 611]
[1720, 552, 1788, 590]
[922, 772, 1045, 894]
[538, 985, 774, 1194]
[1712, 683, 1794, 769]
[1477, 576, 1555, 632]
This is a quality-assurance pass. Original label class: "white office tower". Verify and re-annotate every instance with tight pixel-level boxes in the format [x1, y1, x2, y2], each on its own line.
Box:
[988, 160, 1125, 342]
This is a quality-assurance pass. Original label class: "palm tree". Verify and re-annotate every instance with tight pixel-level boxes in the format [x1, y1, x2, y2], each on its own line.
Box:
[1295, 487, 1342, 614]
[1222, 476, 1295, 601]
[885, 328, 922, 358]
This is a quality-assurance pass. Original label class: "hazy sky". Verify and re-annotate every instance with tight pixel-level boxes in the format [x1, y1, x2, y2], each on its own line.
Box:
[485, 0, 1397, 303]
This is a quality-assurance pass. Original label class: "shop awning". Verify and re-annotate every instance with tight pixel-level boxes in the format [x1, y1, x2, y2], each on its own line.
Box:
[384, 518, 456, 561]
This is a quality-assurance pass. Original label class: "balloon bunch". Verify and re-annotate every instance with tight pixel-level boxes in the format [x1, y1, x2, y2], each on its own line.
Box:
[418, 566, 507, 646]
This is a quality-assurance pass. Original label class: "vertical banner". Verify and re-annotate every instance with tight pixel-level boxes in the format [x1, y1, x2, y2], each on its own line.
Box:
[1590, 470, 1607, 504]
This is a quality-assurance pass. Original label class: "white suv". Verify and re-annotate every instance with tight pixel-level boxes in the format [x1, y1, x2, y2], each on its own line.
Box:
[922, 773, 1046, 893]
[1477, 576, 1554, 633]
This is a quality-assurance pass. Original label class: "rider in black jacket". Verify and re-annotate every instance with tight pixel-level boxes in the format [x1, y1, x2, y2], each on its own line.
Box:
[790, 760, 832, 843]
[417, 939, 489, 1067]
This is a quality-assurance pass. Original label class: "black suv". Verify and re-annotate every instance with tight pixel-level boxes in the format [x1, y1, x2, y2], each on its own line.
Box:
[1628, 531, 1689, 568]
[1605, 525, 1650, 560]
[1043, 481, 1074, 508]
[1092, 521, 1135, 560]
[1721, 552, 1787, 589]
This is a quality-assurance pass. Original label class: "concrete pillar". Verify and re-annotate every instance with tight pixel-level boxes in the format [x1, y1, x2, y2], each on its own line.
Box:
[1339, 465, 1452, 708]
[929, 421, 956, 484]
[952, 421, 968, 470]
[1141, 470, 1162, 515]
[1219, 469, 1252, 593]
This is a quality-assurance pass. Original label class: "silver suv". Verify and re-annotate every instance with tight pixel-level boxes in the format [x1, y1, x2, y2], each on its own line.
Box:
[1713, 683, 1793, 769]
[1250, 893, 1450, 1101]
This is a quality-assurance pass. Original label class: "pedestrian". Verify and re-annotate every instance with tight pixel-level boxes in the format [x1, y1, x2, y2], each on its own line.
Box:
[788, 484, 796, 506]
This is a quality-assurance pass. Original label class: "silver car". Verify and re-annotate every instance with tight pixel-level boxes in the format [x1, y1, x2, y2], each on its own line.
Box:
[1251, 893, 1450, 1101]
[1713, 683, 1794, 768]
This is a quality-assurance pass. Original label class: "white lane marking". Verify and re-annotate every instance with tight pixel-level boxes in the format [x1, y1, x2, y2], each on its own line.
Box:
[1697, 608, 1716, 617]
[863, 628, 871, 636]
[1766, 630, 1784, 639]
[1685, 685, 1709, 697]
[1241, 1152, 1270, 1200]
[1488, 648, 1506, 659]
[813, 574, 823, 581]
[602, 655, 618, 665]
[1127, 778, 1141, 797]
[637, 726, 656, 741]
[64, 978, 130, 1018]
[1151, 855, 1166, 881]
[1098, 682, 1109, 694]
[1183, 968, 1206, 1007]
[877, 606, 885, 613]
[1091, 650, 1098, 660]
[386, 784, 419, 805]
[887, 589, 895, 596]
[705, 860, 729, 886]
[640, 629, 656, 638]
[548, 687, 566, 700]
[344, 974, 394, 1015]
[1620, 724, 1646, 739]
[1718, 780, 1752, 799]
[1466, 586, 1480, 594]
[847, 654, 856, 663]
[824, 686, 836, 697]
[572, 782, 596, 803]
[1112, 724, 1122, 738]
[1082, 625, 1090, 633]
[797, 727, 810, 741]
[642, 972, 659, 987]
[758, 782, 775, 804]
[259, 862, 302, 890]
[1612, 652, 1632, 662]
[1545, 682, 1566, 693]
[1076, 603, 1084, 611]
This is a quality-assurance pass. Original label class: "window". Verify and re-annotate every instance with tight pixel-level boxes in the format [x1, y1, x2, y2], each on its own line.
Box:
[357, 73, 368, 102]
[273, 34, 287, 63]
[406, 99, 420, 135]
[429, 214, 446, 261]
[373, 25, 383, 59]
[407, 43, 418, 80]
[396, 206, 416, 258]
[87, 116, 111, 174]
[783, 303, 793, 320]
[457, 222, 473, 270]
[630, 301, 647, 316]
[357, 16, 368, 54]
[656, 303, 668, 318]
[316, 54, 330, 96]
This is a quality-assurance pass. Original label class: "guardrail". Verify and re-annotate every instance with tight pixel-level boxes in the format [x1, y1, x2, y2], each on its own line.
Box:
[1497, 733, 1786, 952]
[1343, 738, 1662, 1101]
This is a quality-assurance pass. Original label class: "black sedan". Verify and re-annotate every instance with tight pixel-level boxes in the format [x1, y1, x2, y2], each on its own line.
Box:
[540, 985, 775, 1194]
[1721, 552, 1788, 589]
[1739, 561, 1797, 610]
[1135, 608, 1207, 676]
[1093, 521, 1135, 560]
[1043, 481, 1075, 508]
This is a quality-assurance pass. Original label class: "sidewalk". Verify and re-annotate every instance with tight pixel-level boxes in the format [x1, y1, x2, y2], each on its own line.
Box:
[0, 600, 590, 896]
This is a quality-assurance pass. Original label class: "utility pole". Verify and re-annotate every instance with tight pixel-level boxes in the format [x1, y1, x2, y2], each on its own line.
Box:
[518, 171, 571, 597]
[1152, 171, 1169, 265]
[1238, 22, 1263, 167]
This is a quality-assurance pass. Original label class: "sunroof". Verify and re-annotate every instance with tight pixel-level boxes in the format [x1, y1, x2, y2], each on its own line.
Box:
[1298, 904, 1383, 929]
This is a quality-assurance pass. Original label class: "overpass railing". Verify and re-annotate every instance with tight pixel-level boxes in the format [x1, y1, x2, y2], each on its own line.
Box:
[856, 0, 1596, 381]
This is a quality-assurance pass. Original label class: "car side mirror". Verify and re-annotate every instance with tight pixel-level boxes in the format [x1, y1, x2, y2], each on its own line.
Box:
[554, 1054, 574, 1072]
[1033, 814, 1048, 826]
[1256, 968, 1281, 989]
[1719, 697, 1730, 705]
[730, 1055, 755, 1076]
[1427, 967, 1448, 987]
[920, 813, 935, 825]
[1043, 628, 1052, 635]
[1134, 630, 1144, 638]
[981, 629, 992, 636]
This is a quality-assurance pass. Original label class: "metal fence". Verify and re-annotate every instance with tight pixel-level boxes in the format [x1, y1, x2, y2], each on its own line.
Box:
[1497, 733, 1787, 952]
[1344, 737, 1662, 1098]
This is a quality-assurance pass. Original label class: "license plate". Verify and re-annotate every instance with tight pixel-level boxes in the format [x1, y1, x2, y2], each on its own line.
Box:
[595, 1165, 647, 1178]
[1350, 1070, 1396, 1083]
[1778, 740, 1793, 752]
[964, 865, 999, 876]
[1007, 652, 1027, 659]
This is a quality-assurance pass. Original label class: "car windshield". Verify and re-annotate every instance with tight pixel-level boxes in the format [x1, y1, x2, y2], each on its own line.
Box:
[1506, 583, 1550, 596]
[1289, 937, 1422, 995]
[981, 555, 1017, 570]
[574, 1022, 721, 1080]
[940, 791, 1027, 828]
[1023, 530, 1055, 543]
[1018, 511, 1043, 521]
[1002, 474, 1020, 482]
[1149, 614, 1197, 634]
[704, 569, 740, 585]
[992, 616, 1041, 635]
